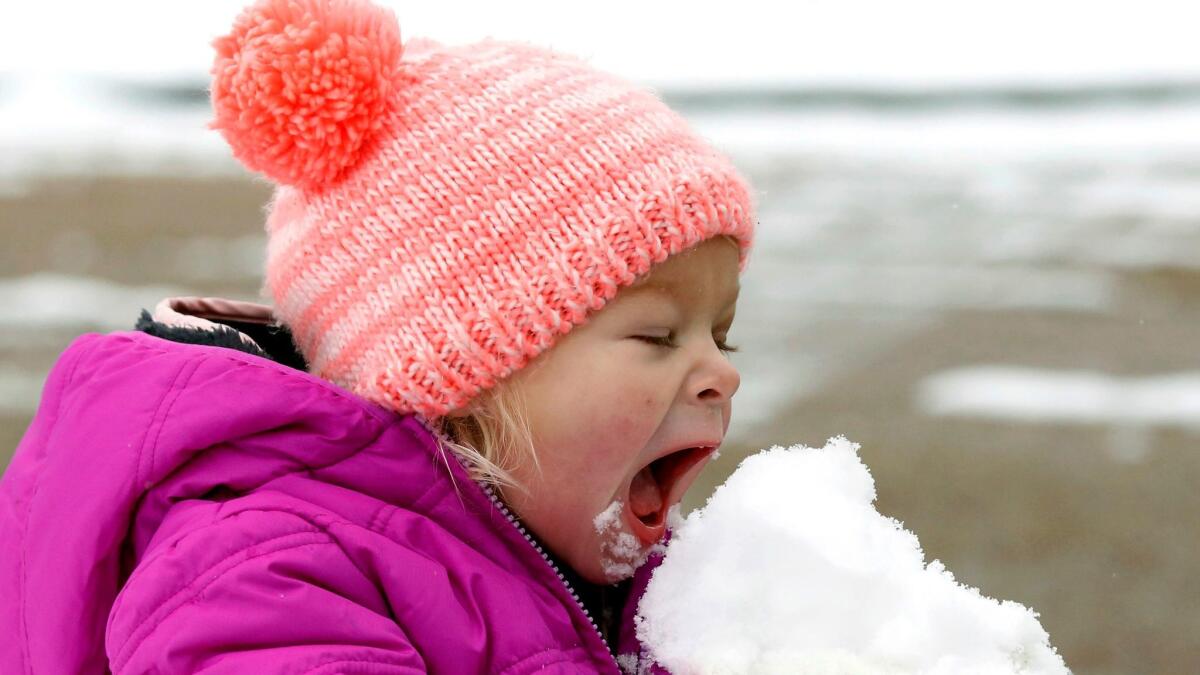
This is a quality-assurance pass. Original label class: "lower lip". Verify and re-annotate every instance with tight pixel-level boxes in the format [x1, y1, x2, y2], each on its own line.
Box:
[624, 498, 666, 546]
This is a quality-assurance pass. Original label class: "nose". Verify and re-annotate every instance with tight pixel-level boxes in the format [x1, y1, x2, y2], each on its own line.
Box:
[692, 347, 741, 406]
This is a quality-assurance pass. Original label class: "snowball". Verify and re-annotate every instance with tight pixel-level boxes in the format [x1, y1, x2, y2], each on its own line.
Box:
[635, 437, 1070, 675]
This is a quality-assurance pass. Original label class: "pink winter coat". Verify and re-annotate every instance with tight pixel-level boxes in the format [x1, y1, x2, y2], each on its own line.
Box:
[0, 303, 662, 673]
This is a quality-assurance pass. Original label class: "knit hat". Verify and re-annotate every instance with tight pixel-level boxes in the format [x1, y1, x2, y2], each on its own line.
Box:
[210, 0, 757, 418]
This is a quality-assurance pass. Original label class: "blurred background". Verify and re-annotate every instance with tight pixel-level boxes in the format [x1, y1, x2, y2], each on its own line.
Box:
[2, 1, 1198, 672]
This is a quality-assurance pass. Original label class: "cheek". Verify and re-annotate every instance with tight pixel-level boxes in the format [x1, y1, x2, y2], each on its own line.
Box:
[552, 386, 665, 469]
[597, 387, 670, 450]
[609, 399, 659, 438]
[522, 347, 673, 465]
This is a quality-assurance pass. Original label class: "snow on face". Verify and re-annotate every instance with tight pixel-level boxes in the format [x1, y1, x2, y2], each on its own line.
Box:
[635, 437, 1070, 675]
[594, 499, 678, 584]
[593, 500, 650, 581]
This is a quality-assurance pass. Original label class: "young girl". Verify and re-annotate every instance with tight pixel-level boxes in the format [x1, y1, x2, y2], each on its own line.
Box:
[0, 0, 755, 672]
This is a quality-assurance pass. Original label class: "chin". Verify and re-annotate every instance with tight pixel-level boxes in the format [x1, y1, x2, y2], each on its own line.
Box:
[575, 558, 618, 585]
[589, 500, 656, 584]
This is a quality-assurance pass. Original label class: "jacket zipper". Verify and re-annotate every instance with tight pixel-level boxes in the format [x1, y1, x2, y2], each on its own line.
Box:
[479, 481, 621, 668]
[419, 418, 620, 671]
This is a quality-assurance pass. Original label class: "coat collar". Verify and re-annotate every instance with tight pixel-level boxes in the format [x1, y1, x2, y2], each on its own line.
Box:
[135, 296, 307, 371]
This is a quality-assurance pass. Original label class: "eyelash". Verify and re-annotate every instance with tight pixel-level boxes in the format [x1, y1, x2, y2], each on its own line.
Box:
[637, 334, 740, 354]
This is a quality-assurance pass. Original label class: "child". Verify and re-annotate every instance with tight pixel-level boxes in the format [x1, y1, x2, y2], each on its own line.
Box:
[0, 0, 755, 672]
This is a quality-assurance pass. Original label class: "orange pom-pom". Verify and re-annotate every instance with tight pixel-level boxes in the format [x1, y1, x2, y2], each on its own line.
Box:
[210, 0, 403, 190]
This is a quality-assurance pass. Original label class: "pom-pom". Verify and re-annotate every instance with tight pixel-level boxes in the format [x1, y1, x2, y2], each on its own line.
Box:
[210, 0, 404, 190]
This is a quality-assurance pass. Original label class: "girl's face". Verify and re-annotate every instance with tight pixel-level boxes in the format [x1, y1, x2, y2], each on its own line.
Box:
[503, 237, 742, 583]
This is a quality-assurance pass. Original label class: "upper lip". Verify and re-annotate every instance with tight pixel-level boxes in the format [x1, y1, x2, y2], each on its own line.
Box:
[649, 439, 723, 464]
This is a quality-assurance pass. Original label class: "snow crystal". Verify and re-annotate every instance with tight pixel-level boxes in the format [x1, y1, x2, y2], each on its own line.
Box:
[593, 499, 623, 532]
[616, 652, 649, 675]
[594, 500, 652, 581]
[635, 436, 1070, 675]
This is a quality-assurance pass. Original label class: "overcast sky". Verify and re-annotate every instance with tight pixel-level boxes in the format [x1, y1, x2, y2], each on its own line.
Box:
[2, 0, 1199, 87]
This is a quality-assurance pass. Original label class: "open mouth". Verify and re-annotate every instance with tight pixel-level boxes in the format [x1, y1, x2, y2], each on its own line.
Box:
[625, 446, 716, 544]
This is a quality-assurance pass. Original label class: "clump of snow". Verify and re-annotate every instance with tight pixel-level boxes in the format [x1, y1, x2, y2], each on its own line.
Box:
[635, 437, 1070, 675]
[594, 500, 651, 581]
[593, 499, 623, 532]
[616, 652, 642, 674]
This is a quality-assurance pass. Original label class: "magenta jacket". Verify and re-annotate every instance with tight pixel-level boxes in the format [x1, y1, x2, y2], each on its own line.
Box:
[1, 321, 662, 673]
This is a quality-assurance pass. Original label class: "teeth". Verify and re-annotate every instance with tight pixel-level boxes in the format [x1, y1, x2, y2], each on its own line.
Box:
[629, 464, 663, 521]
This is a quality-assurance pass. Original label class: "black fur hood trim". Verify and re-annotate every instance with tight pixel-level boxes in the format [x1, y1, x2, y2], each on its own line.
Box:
[133, 298, 308, 372]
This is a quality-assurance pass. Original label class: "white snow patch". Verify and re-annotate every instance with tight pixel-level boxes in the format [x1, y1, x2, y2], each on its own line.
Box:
[636, 437, 1069, 675]
[593, 500, 651, 582]
[593, 499, 623, 532]
[616, 652, 650, 675]
[917, 365, 1200, 430]
[0, 273, 185, 330]
[0, 74, 241, 182]
[691, 105, 1200, 163]
[756, 262, 1115, 314]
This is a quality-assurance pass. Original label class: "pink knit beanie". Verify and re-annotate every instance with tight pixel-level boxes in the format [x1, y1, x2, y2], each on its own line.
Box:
[210, 0, 757, 418]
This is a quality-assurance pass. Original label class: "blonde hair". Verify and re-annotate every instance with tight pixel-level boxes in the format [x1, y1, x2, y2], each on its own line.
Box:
[433, 378, 537, 491]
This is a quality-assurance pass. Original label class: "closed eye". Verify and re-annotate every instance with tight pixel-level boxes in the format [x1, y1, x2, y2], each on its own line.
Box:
[634, 334, 675, 348]
[634, 334, 740, 354]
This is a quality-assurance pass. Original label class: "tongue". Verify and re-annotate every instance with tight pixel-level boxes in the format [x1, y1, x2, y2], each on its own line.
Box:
[629, 465, 664, 520]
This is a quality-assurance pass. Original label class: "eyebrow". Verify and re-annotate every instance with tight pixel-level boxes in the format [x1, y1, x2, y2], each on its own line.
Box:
[625, 281, 741, 311]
